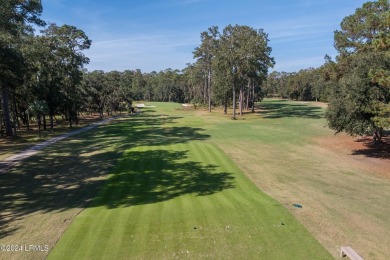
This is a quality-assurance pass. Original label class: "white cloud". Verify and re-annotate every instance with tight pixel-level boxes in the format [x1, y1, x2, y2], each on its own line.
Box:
[85, 32, 198, 72]
[272, 56, 325, 72]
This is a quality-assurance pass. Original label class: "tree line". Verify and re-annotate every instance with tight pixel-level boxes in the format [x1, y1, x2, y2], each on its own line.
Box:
[1, 1, 91, 136]
[1, 0, 388, 143]
[263, 0, 389, 142]
[1, 0, 275, 137]
[83, 24, 274, 119]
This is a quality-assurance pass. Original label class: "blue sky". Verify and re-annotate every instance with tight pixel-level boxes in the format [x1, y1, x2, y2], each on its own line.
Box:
[41, 0, 368, 73]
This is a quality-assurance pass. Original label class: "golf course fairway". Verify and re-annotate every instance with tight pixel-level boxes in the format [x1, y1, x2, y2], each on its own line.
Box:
[48, 102, 332, 259]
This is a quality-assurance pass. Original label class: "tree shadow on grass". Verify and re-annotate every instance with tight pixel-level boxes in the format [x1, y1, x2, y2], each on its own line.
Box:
[94, 150, 234, 208]
[257, 101, 323, 119]
[100, 115, 208, 148]
[0, 111, 231, 239]
[0, 137, 119, 239]
[351, 136, 390, 159]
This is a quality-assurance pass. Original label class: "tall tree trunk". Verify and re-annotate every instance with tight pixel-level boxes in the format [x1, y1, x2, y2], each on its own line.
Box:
[373, 128, 383, 143]
[75, 111, 79, 125]
[246, 80, 250, 110]
[49, 110, 54, 131]
[43, 114, 47, 131]
[0, 111, 3, 136]
[12, 96, 17, 136]
[25, 111, 30, 131]
[1, 86, 14, 136]
[251, 80, 255, 113]
[239, 85, 243, 116]
[37, 115, 41, 138]
[68, 109, 72, 128]
[12, 95, 20, 130]
[232, 85, 236, 119]
[99, 107, 103, 119]
[208, 68, 211, 112]
[203, 74, 207, 104]
[224, 94, 228, 115]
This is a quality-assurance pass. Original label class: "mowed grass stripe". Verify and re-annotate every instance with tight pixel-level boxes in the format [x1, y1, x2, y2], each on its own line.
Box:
[181, 141, 227, 245]
[188, 141, 238, 212]
[111, 146, 155, 258]
[49, 103, 332, 259]
[188, 141, 294, 257]
[54, 208, 111, 259]
[193, 141, 265, 213]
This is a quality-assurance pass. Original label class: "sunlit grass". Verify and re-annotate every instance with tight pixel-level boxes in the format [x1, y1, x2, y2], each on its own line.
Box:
[49, 101, 331, 259]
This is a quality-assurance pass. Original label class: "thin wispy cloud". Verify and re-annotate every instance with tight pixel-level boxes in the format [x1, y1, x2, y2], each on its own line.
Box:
[86, 32, 197, 72]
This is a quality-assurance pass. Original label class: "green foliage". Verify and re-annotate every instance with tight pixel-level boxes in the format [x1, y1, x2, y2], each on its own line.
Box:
[269, 1, 390, 142]
[372, 101, 390, 130]
[327, 52, 390, 137]
[33, 23, 91, 127]
[334, 0, 390, 55]
[263, 65, 334, 102]
[370, 68, 390, 88]
[182, 63, 204, 103]
[0, 44, 26, 85]
[1, 1, 94, 136]
[0, 0, 45, 136]
[326, 0, 390, 142]
[0, 0, 45, 83]
[210, 25, 274, 115]
[269, 1, 390, 118]
[28, 100, 48, 116]
[193, 26, 219, 111]
[81, 70, 109, 116]
[0, 0, 45, 39]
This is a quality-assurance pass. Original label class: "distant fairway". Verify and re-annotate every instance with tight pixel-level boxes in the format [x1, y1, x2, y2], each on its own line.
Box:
[48, 102, 332, 259]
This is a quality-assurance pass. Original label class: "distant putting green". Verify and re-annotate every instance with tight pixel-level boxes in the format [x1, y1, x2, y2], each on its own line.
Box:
[49, 102, 331, 259]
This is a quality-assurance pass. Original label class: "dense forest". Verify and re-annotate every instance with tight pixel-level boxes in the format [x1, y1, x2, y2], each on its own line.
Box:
[1, 0, 389, 142]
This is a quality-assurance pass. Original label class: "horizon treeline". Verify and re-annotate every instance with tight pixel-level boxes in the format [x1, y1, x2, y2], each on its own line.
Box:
[84, 24, 274, 119]
[1, 0, 275, 137]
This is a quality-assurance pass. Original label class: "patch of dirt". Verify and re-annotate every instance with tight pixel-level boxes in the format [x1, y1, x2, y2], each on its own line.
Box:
[315, 133, 390, 178]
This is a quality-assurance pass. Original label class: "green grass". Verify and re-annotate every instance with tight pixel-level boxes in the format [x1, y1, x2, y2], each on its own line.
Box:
[48, 102, 332, 259]
[202, 99, 390, 259]
[3, 99, 388, 259]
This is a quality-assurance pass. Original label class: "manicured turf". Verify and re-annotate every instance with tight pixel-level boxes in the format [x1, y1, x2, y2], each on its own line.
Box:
[49, 103, 331, 259]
